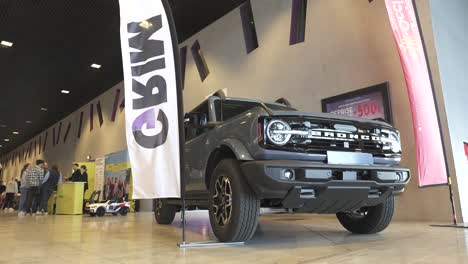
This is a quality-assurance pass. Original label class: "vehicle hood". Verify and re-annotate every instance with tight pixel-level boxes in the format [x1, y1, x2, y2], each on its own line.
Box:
[269, 110, 393, 128]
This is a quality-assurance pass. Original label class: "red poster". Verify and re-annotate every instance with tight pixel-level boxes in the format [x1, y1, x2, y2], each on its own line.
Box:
[384, 0, 447, 187]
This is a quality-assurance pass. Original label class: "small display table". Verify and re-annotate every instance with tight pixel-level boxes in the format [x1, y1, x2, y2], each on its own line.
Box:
[55, 182, 85, 215]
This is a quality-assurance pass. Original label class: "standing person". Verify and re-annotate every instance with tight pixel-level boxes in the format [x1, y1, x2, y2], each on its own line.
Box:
[39, 165, 60, 215]
[18, 164, 31, 216]
[70, 163, 81, 182]
[79, 165, 89, 194]
[33, 162, 49, 214]
[3, 177, 18, 211]
[25, 160, 45, 215]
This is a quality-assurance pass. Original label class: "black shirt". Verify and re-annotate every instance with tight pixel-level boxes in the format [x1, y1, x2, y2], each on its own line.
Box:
[71, 169, 82, 182]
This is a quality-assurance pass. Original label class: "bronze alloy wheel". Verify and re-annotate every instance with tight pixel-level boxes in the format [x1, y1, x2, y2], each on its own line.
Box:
[211, 175, 233, 226]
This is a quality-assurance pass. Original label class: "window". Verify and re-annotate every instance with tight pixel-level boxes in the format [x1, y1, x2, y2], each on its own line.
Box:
[185, 101, 210, 141]
[220, 100, 260, 121]
[290, 0, 308, 45]
[240, 0, 259, 54]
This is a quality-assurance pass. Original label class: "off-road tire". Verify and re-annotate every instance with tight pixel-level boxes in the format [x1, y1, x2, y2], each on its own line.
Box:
[336, 195, 395, 234]
[154, 199, 177, 224]
[120, 207, 129, 216]
[96, 207, 106, 217]
[208, 159, 260, 242]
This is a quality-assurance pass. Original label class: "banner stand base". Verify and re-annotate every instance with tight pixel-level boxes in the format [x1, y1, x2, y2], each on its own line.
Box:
[178, 241, 245, 249]
[431, 223, 468, 229]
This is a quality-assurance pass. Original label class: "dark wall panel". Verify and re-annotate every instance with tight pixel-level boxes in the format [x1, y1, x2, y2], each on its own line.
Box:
[90, 104, 94, 131]
[77, 112, 84, 138]
[111, 89, 121, 122]
[191, 40, 210, 81]
[56, 122, 62, 145]
[63, 122, 72, 143]
[240, 1, 259, 54]
[290, 0, 308, 45]
[96, 101, 104, 127]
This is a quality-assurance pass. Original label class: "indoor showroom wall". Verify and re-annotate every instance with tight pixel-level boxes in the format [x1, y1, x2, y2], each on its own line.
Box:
[0, 0, 459, 221]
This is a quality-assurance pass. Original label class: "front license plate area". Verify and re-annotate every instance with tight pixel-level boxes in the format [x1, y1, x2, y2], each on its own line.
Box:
[327, 151, 374, 165]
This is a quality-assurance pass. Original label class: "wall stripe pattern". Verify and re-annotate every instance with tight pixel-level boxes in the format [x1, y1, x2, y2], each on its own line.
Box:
[290, 0, 308, 45]
[97, 101, 104, 127]
[111, 89, 121, 122]
[90, 103, 94, 131]
[56, 122, 62, 145]
[77, 111, 84, 138]
[63, 122, 71, 143]
[191, 40, 210, 81]
[240, 0, 259, 54]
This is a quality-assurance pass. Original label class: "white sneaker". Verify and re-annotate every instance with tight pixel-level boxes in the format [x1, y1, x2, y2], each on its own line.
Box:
[36, 211, 43, 215]
[18, 211, 25, 216]
[8, 208, 14, 212]
[43, 212, 48, 215]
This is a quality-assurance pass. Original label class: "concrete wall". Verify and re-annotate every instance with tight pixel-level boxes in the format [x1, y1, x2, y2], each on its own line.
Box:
[429, 0, 468, 221]
[0, 0, 459, 221]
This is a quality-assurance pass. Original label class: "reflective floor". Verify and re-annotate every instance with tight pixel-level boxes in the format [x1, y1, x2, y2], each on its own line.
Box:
[0, 211, 467, 264]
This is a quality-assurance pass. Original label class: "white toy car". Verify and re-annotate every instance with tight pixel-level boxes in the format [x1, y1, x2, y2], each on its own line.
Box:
[86, 200, 130, 217]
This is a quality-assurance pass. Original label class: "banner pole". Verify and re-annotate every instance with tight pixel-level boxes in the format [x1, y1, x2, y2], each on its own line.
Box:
[159, 0, 187, 242]
[411, 0, 457, 225]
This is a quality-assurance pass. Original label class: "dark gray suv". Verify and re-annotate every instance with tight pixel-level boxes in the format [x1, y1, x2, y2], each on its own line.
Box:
[154, 94, 410, 242]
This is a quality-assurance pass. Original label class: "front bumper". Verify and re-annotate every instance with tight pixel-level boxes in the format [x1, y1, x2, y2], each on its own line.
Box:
[241, 160, 410, 213]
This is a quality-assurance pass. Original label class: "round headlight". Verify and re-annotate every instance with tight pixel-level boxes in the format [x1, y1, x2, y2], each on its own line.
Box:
[266, 120, 292, 146]
[389, 132, 401, 153]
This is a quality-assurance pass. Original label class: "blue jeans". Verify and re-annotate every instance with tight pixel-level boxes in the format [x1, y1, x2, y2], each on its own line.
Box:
[39, 186, 53, 213]
[19, 187, 29, 212]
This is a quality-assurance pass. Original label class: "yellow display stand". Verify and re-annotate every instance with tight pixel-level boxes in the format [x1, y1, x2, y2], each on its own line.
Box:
[56, 182, 85, 215]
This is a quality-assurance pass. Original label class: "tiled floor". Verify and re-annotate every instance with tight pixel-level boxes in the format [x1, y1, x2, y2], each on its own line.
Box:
[0, 211, 467, 264]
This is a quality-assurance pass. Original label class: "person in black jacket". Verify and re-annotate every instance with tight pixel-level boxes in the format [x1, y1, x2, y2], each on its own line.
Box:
[70, 163, 81, 182]
[79, 165, 89, 193]
[38, 165, 61, 215]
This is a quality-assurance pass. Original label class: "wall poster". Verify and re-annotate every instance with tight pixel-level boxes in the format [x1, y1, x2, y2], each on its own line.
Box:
[104, 150, 132, 202]
[321, 82, 393, 124]
[94, 157, 105, 194]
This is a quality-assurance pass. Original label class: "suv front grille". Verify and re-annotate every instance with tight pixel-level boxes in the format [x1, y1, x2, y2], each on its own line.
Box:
[262, 117, 397, 155]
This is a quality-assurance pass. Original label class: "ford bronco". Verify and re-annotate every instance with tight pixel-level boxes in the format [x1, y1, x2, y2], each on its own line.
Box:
[154, 93, 410, 242]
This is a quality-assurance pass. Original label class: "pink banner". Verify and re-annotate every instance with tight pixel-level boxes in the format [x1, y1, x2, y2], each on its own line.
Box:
[384, 0, 447, 187]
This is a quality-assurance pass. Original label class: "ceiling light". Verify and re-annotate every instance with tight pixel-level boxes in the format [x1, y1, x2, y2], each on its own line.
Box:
[40, 107, 48, 111]
[61, 90, 70, 94]
[0, 124, 6, 128]
[4, 139, 10, 142]
[26, 120, 32, 124]
[91, 63, 101, 69]
[0, 40, 13, 47]
[12, 131, 19, 135]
